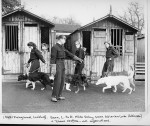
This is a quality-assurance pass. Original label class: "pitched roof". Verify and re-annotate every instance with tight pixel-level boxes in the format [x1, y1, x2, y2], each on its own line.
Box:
[2, 8, 55, 27]
[71, 14, 138, 34]
[54, 24, 81, 33]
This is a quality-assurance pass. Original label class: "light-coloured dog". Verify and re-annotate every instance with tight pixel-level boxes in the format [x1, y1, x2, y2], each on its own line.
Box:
[96, 69, 135, 94]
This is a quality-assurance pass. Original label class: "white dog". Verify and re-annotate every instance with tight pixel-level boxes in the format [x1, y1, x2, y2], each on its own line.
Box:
[96, 76, 133, 94]
[96, 67, 135, 94]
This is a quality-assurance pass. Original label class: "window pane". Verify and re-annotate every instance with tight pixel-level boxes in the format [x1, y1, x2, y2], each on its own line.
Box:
[5, 25, 18, 51]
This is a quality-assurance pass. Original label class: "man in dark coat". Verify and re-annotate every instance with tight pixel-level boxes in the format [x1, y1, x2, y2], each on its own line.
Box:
[50, 35, 83, 102]
[101, 41, 119, 77]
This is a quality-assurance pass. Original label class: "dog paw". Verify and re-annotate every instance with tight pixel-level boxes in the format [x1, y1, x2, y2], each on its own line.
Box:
[102, 90, 105, 93]
[66, 88, 71, 91]
[31, 88, 35, 90]
[113, 90, 117, 92]
[25, 84, 28, 88]
[83, 87, 86, 91]
[75, 91, 79, 93]
[41, 87, 45, 90]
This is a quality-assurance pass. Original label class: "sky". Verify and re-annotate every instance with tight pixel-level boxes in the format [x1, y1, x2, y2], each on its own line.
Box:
[21, 0, 145, 26]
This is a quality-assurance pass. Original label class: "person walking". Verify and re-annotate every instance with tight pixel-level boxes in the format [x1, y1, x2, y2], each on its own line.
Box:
[101, 41, 119, 77]
[50, 35, 83, 102]
[26, 42, 46, 73]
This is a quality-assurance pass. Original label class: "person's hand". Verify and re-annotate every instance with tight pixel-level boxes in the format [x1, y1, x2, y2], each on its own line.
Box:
[78, 58, 83, 63]
[73, 56, 83, 63]
[26, 63, 30, 68]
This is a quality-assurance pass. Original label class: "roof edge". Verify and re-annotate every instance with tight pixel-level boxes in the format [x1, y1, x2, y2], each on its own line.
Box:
[2, 8, 55, 27]
[76, 14, 138, 32]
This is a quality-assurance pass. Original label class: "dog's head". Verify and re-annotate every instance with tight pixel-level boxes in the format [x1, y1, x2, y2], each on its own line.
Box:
[95, 78, 105, 85]
[18, 74, 28, 81]
[81, 74, 89, 82]
[65, 74, 73, 83]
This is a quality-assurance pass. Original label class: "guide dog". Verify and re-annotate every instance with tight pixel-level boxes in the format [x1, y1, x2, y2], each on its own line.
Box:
[96, 67, 135, 94]
[18, 72, 54, 90]
[71, 74, 90, 93]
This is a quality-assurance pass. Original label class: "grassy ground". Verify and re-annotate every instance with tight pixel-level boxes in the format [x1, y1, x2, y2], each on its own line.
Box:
[2, 81, 145, 113]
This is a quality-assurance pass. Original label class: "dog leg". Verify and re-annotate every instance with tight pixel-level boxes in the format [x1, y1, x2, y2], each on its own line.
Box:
[26, 80, 31, 88]
[103, 86, 111, 93]
[31, 82, 35, 90]
[82, 83, 86, 91]
[122, 87, 127, 93]
[130, 80, 135, 91]
[113, 85, 117, 92]
[75, 86, 79, 93]
[83, 85, 86, 91]
[128, 87, 133, 94]
[66, 83, 71, 91]
[40, 81, 47, 91]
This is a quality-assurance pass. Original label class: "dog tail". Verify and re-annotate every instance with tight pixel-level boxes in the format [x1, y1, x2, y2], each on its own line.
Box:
[128, 66, 134, 79]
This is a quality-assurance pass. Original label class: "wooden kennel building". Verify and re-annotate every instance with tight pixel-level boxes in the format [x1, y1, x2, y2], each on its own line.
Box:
[2, 8, 55, 75]
[65, 13, 139, 77]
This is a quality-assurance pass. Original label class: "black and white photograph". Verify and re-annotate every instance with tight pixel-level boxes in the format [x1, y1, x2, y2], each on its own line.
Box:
[0, 0, 150, 125]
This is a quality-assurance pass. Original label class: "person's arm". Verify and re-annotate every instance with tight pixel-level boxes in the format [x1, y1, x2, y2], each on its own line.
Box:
[27, 58, 32, 64]
[34, 49, 46, 63]
[64, 48, 83, 63]
[26, 58, 32, 68]
[64, 49, 74, 59]
[27, 50, 32, 64]
[111, 46, 119, 58]
[50, 46, 57, 75]
[81, 49, 85, 59]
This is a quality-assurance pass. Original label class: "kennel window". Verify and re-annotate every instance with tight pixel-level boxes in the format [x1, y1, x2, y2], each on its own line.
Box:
[5, 25, 19, 51]
[111, 29, 123, 56]
[41, 27, 49, 51]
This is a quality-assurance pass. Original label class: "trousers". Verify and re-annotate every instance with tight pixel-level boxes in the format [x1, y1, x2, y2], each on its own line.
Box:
[74, 62, 84, 75]
[52, 60, 65, 99]
[102, 59, 114, 76]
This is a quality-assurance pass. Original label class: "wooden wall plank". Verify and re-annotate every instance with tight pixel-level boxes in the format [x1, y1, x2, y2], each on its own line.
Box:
[3, 52, 20, 74]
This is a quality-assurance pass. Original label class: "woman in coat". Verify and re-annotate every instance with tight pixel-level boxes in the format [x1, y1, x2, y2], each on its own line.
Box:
[26, 42, 46, 73]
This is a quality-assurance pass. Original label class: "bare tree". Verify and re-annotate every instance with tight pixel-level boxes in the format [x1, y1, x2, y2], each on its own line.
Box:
[119, 2, 144, 34]
[49, 16, 81, 26]
[2, 0, 20, 15]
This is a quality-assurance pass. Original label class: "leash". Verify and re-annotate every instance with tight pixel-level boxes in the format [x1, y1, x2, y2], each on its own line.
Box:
[24, 63, 48, 74]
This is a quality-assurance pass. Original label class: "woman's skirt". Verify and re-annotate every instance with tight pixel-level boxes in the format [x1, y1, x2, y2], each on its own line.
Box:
[29, 59, 40, 73]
